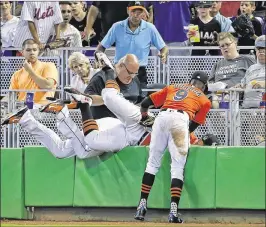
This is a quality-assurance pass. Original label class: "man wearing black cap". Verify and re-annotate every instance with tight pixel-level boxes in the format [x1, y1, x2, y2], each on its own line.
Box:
[95, 1, 168, 90]
[134, 71, 211, 223]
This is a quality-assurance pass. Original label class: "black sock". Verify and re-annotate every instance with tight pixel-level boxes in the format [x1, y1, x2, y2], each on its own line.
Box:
[170, 178, 183, 206]
[104, 68, 115, 81]
[140, 172, 155, 200]
[79, 103, 98, 136]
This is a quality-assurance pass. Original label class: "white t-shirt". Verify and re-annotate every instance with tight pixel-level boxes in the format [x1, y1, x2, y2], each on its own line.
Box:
[1, 16, 19, 47]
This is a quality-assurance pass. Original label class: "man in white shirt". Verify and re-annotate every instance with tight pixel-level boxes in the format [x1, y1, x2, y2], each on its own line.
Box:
[12, 2, 63, 49]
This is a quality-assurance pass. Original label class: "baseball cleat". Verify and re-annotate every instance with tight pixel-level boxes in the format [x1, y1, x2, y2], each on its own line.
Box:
[168, 212, 183, 223]
[1, 106, 28, 125]
[134, 205, 147, 221]
[94, 51, 114, 70]
[39, 100, 67, 113]
[64, 87, 93, 105]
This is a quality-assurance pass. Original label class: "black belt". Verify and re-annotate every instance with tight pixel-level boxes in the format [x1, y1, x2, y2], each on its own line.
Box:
[161, 108, 184, 114]
[137, 131, 150, 145]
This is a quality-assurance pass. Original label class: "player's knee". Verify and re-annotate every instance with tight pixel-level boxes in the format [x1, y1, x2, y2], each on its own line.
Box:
[101, 88, 118, 102]
[145, 164, 160, 175]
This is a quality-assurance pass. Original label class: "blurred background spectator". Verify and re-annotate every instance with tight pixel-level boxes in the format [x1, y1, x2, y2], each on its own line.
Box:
[69, 1, 100, 47]
[236, 1, 262, 54]
[86, 1, 129, 42]
[147, 1, 192, 56]
[14, 1, 23, 16]
[5, 39, 58, 105]
[96, 2, 168, 90]
[12, 2, 63, 50]
[45, 2, 82, 56]
[0, 1, 19, 56]
[210, 1, 235, 32]
[241, 35, 265, 109]
[187, 1, 221, 56]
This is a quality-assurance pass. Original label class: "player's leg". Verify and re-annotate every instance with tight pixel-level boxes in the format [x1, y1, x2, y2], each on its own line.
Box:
[2, 106, 75, 159]
[167, 112, 190, 223]
[80, 103, 128, 157]
[134, 112, 169, 221]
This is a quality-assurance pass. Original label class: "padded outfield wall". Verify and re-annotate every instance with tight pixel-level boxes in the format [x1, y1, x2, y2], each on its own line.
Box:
[0, 146, 265, 219]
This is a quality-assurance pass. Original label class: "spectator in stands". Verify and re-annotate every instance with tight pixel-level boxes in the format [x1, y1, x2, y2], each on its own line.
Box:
[6, 39, 58, 105]
[13, 2, 63, 50]
[95, 2, 168, 89]
[14, 1, 23, 16]
[86, 1, 129, 41]
[146, 1, 193, 56]
[0, 1, 19, 48]
[209, 32, 255, 89]
[239, 35, 265, 108]
[69, 1, 100, 47]
[44, 2, 82, 56]
[237, 1, 262, 54]
[210, 1, 235, 32]
[84, 54, 144, 119]
[187, 1, 221, 56]
[68, 52, 100, 92]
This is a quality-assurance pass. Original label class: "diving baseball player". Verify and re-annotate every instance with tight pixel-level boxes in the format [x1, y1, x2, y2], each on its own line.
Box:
[1, 54, 151, 159]
[134, 71, 211, 223]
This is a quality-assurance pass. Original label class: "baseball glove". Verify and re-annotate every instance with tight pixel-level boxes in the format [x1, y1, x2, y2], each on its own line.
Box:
[201, 134, 220, 146]
[139, 115, 155, 128]
[232, 14, 255, 38]
[45, 37, 71, 50]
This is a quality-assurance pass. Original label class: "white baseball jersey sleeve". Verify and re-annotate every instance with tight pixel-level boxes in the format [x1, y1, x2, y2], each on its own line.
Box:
[12, 2, 63, 47]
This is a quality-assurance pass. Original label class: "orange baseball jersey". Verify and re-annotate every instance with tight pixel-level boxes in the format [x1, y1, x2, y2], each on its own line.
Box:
[150, 84, 211, 125]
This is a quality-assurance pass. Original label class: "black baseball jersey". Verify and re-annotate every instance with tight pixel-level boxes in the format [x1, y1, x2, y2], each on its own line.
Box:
[190, 17, 221, 56]
[84, 70, 143, 119]
[69, 10, 101, 46]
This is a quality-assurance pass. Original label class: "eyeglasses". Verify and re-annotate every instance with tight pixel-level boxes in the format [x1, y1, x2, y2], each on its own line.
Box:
[122, 63, 138, 77]
[61, 10, 71, 13]
[219, 42, 234, 49]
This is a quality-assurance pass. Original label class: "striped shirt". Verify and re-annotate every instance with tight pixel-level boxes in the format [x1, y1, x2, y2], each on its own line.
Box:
[12, 2, 63, 48]
[1, 16, 19, 47]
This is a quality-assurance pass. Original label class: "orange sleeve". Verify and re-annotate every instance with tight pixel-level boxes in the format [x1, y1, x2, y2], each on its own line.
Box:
[9, 72, 19, 90]
[190, 132, 198, 145]
[193, 99, 211, 125]
[42, 63, 58, 86]
[149, 86, 169, 108]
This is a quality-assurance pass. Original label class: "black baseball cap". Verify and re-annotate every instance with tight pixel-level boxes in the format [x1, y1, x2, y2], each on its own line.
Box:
[128, 1, 146, 11]
[191, 71, 208, 85]
[197, 1, 213, 8]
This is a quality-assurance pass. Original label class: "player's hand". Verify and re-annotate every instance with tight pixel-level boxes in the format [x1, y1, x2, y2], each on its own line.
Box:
[139, 114, 155, 128]
[158, 52, 167, 64]
[23, 60, 33, 73]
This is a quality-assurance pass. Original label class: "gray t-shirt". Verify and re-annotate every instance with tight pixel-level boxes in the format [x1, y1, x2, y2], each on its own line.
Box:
[242, 63, 265, 108]
[209, 55, 256, 88]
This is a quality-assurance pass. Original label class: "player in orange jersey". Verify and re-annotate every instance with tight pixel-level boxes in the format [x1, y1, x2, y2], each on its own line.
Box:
[134, 71, 211, 223]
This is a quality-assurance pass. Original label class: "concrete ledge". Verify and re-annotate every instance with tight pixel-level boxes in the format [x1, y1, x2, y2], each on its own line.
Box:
[31, 207, 265, 224]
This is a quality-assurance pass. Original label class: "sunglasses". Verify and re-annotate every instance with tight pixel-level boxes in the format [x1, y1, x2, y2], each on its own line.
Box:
[61, 10, 71, 13]
[122, 63, 138, 77]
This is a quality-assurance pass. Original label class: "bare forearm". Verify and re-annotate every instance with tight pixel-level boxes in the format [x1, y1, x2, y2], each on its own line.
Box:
[28, 71, 54, 89]
[96, 43, 106, 53]
[86, 5, 99, 32]
[28, 21, 40, 43]
[54, 24, 60, 39]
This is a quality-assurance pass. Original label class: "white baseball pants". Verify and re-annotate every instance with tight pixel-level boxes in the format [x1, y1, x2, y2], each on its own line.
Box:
[101, 88, 147, 146]
[145, 109, 190, 181]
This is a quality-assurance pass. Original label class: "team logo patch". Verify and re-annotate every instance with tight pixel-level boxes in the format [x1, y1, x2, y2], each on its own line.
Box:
[173, 89, 188, 101]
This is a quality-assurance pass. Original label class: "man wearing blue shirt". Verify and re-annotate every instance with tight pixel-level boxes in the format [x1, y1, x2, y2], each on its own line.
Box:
[95, 1, 168, 89]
